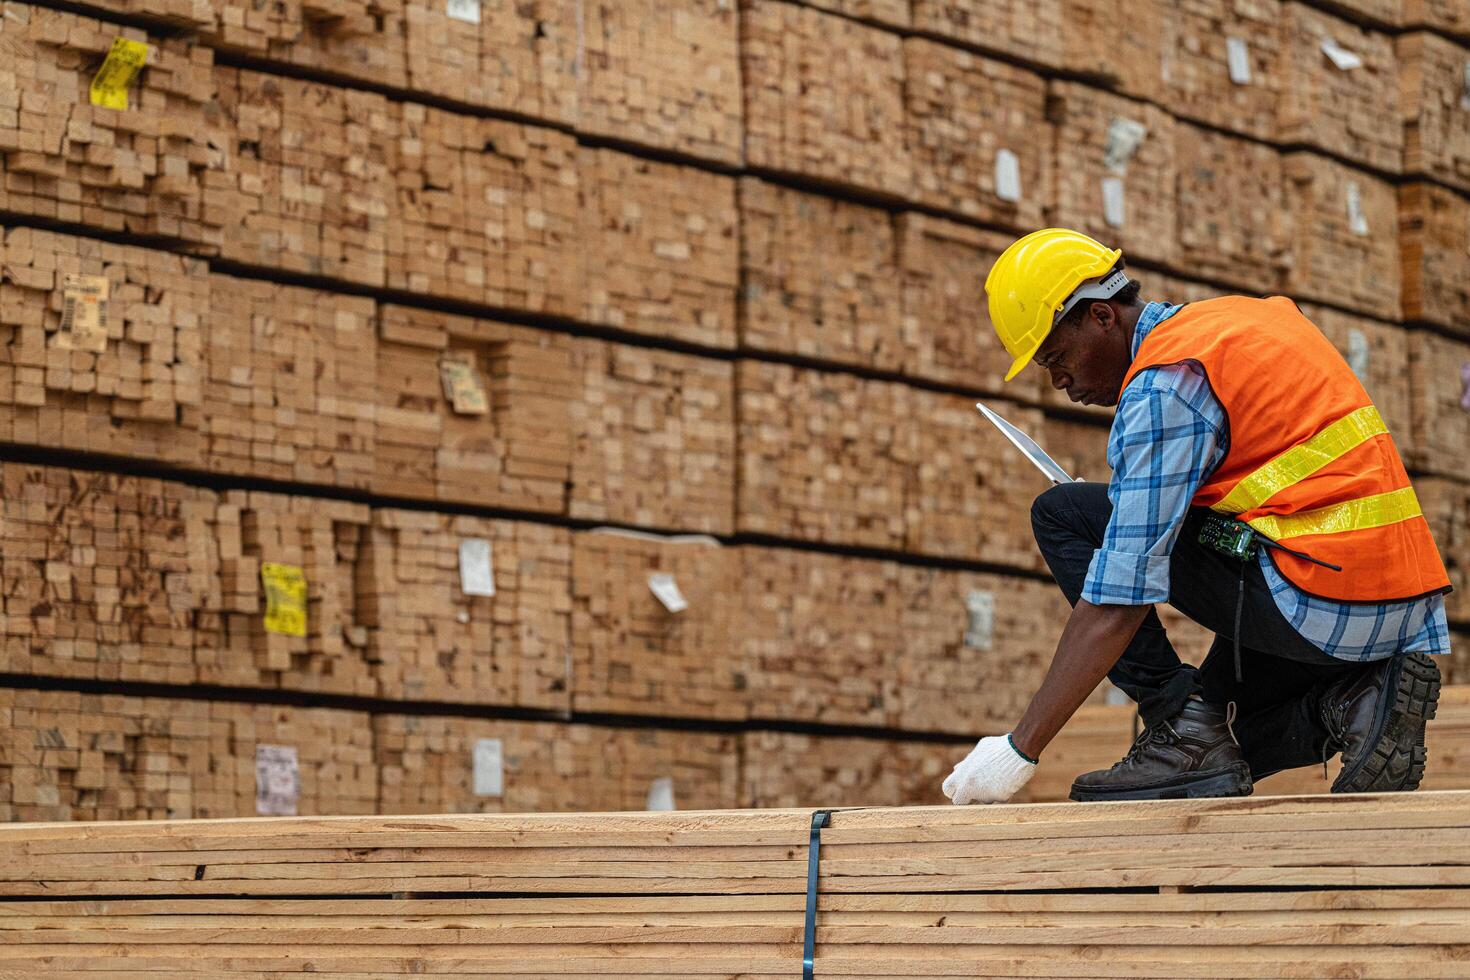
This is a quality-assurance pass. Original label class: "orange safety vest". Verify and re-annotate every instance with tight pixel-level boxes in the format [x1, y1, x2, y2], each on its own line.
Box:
[1120, 295, 1451, 603]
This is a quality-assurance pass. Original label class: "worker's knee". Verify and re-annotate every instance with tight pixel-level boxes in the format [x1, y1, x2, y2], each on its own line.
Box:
[1030, 481, 1109, 547]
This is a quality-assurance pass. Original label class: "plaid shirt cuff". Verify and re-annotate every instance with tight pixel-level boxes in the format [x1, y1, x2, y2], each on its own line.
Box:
[1081, 548, 1171, 606]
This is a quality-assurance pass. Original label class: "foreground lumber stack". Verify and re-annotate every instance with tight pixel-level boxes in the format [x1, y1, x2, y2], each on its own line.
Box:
[2, 793, 1469, 976]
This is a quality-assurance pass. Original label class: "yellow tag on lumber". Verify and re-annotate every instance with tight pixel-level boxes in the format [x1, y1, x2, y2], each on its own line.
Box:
[260, 562, 308, 638]
[89, 38, 150, 111]
[57, 274, 110, 352]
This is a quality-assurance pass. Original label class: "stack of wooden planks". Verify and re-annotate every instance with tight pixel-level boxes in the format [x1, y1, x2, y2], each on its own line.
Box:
[1, 793, 1469, 976]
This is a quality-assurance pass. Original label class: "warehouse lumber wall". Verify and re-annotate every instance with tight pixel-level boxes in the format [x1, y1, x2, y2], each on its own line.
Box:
[0, 793, 1468, 977]
[0, 0, 1466, 824]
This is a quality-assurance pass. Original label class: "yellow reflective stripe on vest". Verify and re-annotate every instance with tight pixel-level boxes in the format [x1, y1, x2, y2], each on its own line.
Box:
[1213, 406, 1388, 516]
[1244, 486, 1423, 542]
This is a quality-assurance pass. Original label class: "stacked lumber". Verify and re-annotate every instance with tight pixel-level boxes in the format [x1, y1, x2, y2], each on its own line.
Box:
[1400, 181, 1470, 331]
[200, 0, 408, 87]
[897, 215, 1016, 389]
[193, 490, 376, 696]
[83, 0, 211, 28]
[738, 548, 1066, 731]
[909, 0, 1063, 67]
[740, 0, 911, 197]
[902, 40, 1049, 227]
[1041, 415, 1112, 483]
[1174, 124, 1291, 292]
[1047, 83, 1178, 267]
[904, 390, 1052, 569]
[0, 4, 221, 249]
[1298, 303, 1415, 458]
[736, 361, 910, 551]
[209, 68, 394, 287]
[375, 713, 739, 813]
[373, 305, 574, 511]
[737, 179, 905, 372]
[568, 341, 737, 533]
[1278, 3, 1402, 174]
[570, 531, 740, 719]
[1328, 0, 1405, 28]
[1407, 330, 1470, 477]
[0, 227, 206, 465]
[1399, 31, 1470, 190]
[895, 565, 1068, 731]
[203, 276, 377, 489]
[1404, 0, 1470, 35]
[0, 688, 375, 821]
[742, 730, 953, 807]
[1153, 0, 1284, 141]
[392, 109, 581, 315]
[801, 0, 909, 26]
[738, 547, 903, 726]
[400, 0, 577, 124]
[1056, 0, 1164, 94]
[1417, 478, 1469, 624]
[362, 509, 573, 708]
[577, 0, 743, 165]
[1282, 152, 1401, 320]
[5, 796, 1470, 978]
[579, 148, 739, 347]
[0, 465, 211, 685]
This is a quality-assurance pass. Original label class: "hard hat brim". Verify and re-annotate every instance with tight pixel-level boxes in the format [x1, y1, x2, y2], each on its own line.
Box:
[1003, 335, 1044, 382]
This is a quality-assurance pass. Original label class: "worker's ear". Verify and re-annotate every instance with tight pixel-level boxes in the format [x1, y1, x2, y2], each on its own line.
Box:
[1088, 300, 1117, 332]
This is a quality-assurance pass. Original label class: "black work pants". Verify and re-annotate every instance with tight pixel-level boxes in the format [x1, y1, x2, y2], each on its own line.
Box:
[1031, 481, 1366, 780]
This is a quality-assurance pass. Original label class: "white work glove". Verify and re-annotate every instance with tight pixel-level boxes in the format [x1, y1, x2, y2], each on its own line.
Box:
[941, 734, 1037, 805]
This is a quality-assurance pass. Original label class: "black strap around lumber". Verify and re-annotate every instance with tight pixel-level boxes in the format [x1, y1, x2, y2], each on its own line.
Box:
[802, 809, 833, 980]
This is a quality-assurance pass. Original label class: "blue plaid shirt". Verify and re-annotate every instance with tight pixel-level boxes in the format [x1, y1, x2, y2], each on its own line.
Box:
[1082, 301, 1450, 662]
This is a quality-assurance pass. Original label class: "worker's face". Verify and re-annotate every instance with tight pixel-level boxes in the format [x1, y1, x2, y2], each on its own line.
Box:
[1032, 301, 1132, 407]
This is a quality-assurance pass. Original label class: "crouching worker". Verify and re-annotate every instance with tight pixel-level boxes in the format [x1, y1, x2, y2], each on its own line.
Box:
[943, 228, 1451, 805]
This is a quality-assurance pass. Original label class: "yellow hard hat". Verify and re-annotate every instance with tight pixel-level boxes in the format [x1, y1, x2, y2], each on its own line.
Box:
[985, 228, 1125, 382]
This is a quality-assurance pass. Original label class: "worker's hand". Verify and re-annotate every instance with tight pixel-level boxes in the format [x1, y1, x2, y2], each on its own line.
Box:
[941, 734, 1036, 805]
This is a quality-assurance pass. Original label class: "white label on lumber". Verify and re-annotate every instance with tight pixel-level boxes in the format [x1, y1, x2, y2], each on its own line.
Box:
[1345, 181, 1369, 236]
[1346, 328, 1370, 381]
[648, 572, 688, 613]
[1101, 177, 1126, 228]
[1103, 118, 1147, 173]
[1320, 38, 1363, 71]
[446, 0, 479, 22]
[1226, 37, 1252, 85]
[995, 148, 1021, 203]
[964, 590, 995, 650]
[255, 745, 299, 816]
[646, 777, 676, 811]
[472, 738, 504, 797]
[440, 354, 489, 415]
[459, 538, 496, 597]
[57, 274, 110, 352]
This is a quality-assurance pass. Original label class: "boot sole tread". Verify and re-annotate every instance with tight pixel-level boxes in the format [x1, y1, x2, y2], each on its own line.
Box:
[1333, 653, 1440, 794]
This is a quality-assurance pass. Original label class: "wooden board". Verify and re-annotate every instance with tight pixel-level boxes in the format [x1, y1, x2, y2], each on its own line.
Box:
[909, 0, 1063, 67]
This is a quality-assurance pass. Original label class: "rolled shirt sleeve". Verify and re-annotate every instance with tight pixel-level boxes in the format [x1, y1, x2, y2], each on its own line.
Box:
[1080, 364, 1227, 606]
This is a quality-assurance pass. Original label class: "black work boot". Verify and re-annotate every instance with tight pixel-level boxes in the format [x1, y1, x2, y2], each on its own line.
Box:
[1320, 652, 1440, 794]
[1069, 700, 1253, 802]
